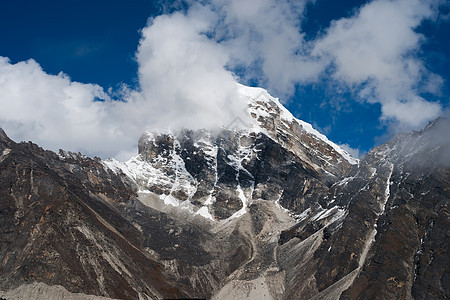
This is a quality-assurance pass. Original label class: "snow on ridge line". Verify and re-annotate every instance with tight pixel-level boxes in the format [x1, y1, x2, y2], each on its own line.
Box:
[136, 84, 357, 165]
[237, 84, 358, 165]
[297, 119, 358, 165]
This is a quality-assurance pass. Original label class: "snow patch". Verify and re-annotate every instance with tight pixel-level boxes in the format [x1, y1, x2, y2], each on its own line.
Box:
[159, 194, 180, 207]
[0, 148, 11, 163]
[195, 206, 214, 221]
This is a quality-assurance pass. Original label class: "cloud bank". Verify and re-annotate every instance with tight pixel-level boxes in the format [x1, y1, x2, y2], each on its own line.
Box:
[132, 8, 248, 130]
[0, 57, 125, 158]
[0, 0, 447, 159]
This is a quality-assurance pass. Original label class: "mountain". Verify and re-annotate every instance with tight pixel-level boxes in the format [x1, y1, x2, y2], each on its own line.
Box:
[0, 85, 449, 299]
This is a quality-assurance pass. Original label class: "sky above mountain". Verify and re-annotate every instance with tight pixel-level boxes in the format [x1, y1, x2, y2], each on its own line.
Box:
[0, 0, 449, 159]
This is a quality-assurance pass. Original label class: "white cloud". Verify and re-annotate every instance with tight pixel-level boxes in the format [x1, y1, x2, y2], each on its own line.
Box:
[200, 0, 444, 130]
[0, 0, 446, 159]
[312, 0, 443, 129]
[209, 0, 322, 97]
[178, 0, 445, 130]
[131, 7, 249, 131]
[0, 57, 137, 159]
[0, 9, 251, 159]
[338, 143, 363, 159]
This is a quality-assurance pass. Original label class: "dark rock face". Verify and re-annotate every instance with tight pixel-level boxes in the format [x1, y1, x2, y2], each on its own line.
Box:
[0, 133, 187, 299]
[0, 98, 449, 299]
[340, 118, 450, 300]
[135, 129, 333, 219]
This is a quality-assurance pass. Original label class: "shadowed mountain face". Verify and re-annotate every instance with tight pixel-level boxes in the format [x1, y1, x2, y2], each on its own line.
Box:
[0, 128, 188, 299]
[0, 88, 449, 299]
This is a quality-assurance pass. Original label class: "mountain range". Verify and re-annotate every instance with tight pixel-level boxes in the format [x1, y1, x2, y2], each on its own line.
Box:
[0, 85, 449, 299]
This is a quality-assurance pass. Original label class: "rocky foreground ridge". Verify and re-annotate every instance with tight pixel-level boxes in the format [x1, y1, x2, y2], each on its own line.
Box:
[0, 86, 449, 299]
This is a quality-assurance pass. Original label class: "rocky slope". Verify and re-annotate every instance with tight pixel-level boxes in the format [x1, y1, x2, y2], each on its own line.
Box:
[0, 128, 187, 299]
[0, 85, 449, 299]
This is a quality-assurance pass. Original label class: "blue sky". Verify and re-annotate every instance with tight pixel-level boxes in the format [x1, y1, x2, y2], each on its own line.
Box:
[0, 0, 449, 159]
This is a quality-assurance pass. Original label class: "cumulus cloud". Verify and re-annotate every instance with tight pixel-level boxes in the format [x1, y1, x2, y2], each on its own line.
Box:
[312, 0, 443, 129]
[209, 0, 321, 96]
[131, 7, 249, 130]
[158, 0, 445, 130]
[0, 0, 447, 159]
[0, 57, 160, 160]
[0, 6, 250, 159]
[0, 57, 125, 158]
[199, 0, 444, 129]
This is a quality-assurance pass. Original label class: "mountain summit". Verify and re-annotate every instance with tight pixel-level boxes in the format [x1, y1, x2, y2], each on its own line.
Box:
[106, 85, 356, 221]
[0, 86, 449, 299]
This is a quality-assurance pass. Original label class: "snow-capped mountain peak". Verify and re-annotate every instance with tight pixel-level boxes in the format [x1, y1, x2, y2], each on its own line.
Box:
[238, 84, 357, 166]
[106, 84, 357, 221]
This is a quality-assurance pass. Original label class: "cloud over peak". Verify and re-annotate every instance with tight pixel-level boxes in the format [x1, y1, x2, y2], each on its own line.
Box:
[133, 8, 248, 130]
[0, 0, 447, 159]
